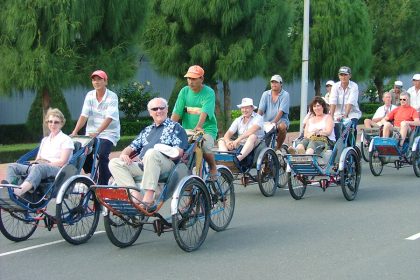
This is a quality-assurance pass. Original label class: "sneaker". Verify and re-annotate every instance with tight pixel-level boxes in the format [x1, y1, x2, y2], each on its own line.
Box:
[241, 176, 251, 185]
[287, 147, 297, 155]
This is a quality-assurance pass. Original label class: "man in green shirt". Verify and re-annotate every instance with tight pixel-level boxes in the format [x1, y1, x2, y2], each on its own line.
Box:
[171, 65, 219, 180]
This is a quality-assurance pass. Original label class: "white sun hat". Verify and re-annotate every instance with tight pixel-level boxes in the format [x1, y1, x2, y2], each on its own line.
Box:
[154, 143, 179, 158]
[237, 98, 257, 109]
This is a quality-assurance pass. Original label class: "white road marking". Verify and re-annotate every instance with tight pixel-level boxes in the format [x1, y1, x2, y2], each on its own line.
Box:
[405, 232, 420, 240]
[0, 230, 105, 257]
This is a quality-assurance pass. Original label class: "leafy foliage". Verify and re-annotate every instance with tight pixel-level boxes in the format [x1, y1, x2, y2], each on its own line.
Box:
[287, 0, 373, 95]
[141, 0, 293, 130]
[117, 81, 157, 121]
[0, 0, 148, 135]
[364, 0, 420, 97]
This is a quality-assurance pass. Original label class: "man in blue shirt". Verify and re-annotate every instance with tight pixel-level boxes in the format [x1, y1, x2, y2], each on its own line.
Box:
[109, 97, 188, 210]
[257, 74, 290, 151]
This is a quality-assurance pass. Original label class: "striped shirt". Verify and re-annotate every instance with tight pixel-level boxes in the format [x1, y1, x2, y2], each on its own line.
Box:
[81, 88, 120, 145]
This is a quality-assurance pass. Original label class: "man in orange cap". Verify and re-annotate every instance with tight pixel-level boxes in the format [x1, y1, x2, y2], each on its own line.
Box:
[71, 70, 120, 185]
[171, 65, 219, 180]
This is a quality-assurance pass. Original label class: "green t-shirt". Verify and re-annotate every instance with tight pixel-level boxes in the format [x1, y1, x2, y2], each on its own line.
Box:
[172, 85, 218, 139]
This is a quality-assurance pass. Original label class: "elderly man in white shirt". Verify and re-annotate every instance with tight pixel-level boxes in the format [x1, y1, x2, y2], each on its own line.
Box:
[407, 74, 420, 113]
[364, 92, 397, 128]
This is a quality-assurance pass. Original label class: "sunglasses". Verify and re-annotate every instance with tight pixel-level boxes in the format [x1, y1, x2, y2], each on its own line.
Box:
[47, 120, 61, 124]
[400, 98, 407, 101]
[326, 85, 332, 87]
[150, 106, 166, 111]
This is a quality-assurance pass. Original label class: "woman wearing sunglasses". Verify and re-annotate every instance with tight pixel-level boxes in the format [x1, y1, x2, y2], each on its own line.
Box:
[380, 92, 420, 147]
[3, 108, 74, 197]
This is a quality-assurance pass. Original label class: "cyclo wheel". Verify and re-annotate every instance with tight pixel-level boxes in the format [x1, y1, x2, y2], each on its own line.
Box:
[340, 149, 361, 201]
[207, 167, 235, 232]
[412, 143, 420, 177]
[172, 177, 210, 252]
[56, 177, 100, 245]
[369, 150, 383, 176]
[0, 208, 39, 242]
[257, 149, 280, 197]
[287, 172, 307, 200]
[104, 211, 146, 248]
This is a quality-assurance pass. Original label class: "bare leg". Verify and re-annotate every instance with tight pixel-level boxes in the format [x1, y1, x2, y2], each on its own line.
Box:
[276, 123, 287, 149]
[237, 135, 258, 161]
[399, 121, 410, 146]
[217, 139, 229, 152]
[383, 122, 393, 138]
[364, 119, 372, 128]
[203, 153, 218, 176]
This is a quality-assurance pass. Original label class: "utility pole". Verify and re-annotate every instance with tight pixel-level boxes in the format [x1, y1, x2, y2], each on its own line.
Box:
[300, 0, 310, 132]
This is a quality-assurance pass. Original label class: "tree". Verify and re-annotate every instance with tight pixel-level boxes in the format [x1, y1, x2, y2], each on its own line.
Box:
[365, 0, 420, 98]
[287, 0, 373, 96]
[0, 0, 147, 137]
[141, 0, 293, 133]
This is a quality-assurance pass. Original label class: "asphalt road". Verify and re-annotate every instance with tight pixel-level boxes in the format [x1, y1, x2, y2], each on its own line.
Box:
[1, 162, 420, 280]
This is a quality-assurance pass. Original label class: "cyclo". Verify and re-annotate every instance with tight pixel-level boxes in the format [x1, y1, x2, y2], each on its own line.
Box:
[285, 119, 362, 201]
[81, 131, 235, 252]
[0, 136, 100, 244]
[213, 123, 288, 197]
[368, 126, 420, 177]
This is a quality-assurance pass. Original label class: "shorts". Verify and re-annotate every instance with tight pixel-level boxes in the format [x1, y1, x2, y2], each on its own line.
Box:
[202, 133, 216, 153]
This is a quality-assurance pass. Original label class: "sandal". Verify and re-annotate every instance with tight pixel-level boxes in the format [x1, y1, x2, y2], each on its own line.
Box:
[138, 201, 157, 213]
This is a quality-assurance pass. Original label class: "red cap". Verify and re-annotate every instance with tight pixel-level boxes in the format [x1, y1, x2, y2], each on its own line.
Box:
[91, 70, 108, 81]
[184, 65, 204, 78]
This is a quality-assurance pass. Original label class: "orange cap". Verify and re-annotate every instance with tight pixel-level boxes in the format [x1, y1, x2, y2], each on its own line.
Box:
[184, 65, 204, 78]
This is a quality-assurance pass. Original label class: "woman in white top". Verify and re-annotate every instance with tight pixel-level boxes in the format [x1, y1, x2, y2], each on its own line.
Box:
[5, 108, 74, 197]
[290, 96, 335, 155]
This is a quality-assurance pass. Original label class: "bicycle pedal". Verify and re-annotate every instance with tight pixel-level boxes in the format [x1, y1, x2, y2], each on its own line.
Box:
[153, 219, 163, 236]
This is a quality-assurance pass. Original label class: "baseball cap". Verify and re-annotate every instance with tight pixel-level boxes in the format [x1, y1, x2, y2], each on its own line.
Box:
[326, 80, 334, 86]
[184, 65, 205, 78]
[412, 74, 420, 81]
[338, 66, 351, 75]
[394, 80, 403, 87]
[91, 70, 108, 81]
[270, 74, 283, 83]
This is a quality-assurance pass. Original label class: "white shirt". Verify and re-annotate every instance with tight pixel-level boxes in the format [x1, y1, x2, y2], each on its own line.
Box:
[38, 131, 74, 163]
[407, 86, 420, 112]
[81, 88, 121, 145]
[329, 80, 362, 120]
[228, 112, 264, 140]
[372, 104, 397, 120]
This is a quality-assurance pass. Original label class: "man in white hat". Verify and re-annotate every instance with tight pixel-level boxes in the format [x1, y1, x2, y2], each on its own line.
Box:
[257, 74, 290, 151]
[407, 74, 420, 113]
[324, 80, 335, 104]
[109, 97, 188, 211]
[389, 80, 406, 106]
[218, 98, 264, 166]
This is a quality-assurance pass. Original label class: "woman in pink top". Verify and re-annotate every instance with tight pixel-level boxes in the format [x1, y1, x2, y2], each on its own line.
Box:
[289, 96, 335, 154]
